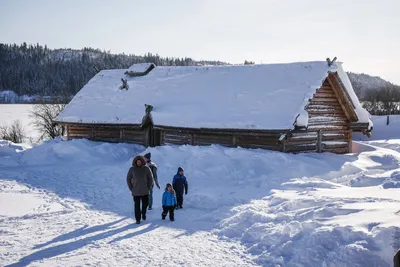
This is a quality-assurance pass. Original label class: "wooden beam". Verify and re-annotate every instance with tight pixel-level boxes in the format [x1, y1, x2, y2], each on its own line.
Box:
[66, 125, 70, 140]
[348, 130, 352, 153]
[317, 130, 322, 153]
[327, 73, 358, 122]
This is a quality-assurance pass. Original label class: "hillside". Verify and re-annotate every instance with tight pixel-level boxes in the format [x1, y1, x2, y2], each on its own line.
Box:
[1, 43, 399, 103]
[0, 43, 226, 103]
[348, 72, 400, 100]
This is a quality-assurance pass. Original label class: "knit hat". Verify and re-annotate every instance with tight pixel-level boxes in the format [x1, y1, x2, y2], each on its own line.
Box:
[166, 183, 172, 188]
[144, 152, 151, 160]
[178, 167, 184, 173]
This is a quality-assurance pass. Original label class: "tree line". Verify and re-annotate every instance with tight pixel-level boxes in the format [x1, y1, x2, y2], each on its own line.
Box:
[1, 42, 400, 114]
[0, 43, 225, 102]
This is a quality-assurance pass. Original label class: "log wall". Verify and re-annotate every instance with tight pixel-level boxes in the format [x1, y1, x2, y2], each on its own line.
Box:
[162, 127, 283, 150]
[284, 79, 352, 154]
[68, 125, 146, 145]
[64, 78, 354, 154]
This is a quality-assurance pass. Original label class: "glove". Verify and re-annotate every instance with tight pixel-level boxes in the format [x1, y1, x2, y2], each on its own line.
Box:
[185, 191, 188, 195]
[157, 185, 160, 189]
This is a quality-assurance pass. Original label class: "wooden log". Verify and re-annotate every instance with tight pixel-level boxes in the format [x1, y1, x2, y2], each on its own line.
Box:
[307, 125, 348, 131]
[322, 141, 349, 149]
[309, 113, 347, 118]
[313, 92, 336, 98]
[285, 137, 318, 143]
[237, 136, 279, 143]
[70, 133, 91, 138]
[316, 88, 334, 94]
[309, 99, 340, 104]
[237, 144, 281, 150]
[285, 144, 317, 152]
[307, 102, 342, 109]
[308, 121, 348, 127]
[323, 147, 349, 154]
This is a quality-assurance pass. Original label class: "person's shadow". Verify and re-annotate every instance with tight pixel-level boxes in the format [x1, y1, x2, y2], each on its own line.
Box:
[5, 218, 160, 267]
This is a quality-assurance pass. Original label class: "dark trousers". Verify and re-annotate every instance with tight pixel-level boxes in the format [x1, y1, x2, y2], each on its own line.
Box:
[162, 206, 175, 220]
[149, 188, 153, 208]
[133, 195, 149, 222]
[176, 191, 184, 207]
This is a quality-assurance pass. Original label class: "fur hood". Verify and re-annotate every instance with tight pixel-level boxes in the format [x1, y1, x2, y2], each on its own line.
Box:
[132, 155, 146, 167]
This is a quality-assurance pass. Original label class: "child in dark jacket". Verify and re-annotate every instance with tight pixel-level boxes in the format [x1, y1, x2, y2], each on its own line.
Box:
[172, 167, 188, 209]
[162, 183, 177, 221]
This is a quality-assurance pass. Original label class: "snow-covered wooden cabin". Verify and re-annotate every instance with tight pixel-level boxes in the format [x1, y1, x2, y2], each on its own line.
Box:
[55, 60, 373, 154]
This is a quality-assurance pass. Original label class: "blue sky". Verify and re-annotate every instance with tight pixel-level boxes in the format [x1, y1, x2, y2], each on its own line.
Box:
[1, 0, 399, 84]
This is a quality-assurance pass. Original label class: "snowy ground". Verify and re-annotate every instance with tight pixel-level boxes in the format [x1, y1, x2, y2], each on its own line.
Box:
[1, 136, 400, 266]
[1, 113, 400, 266]
[0, 104, 40, 142]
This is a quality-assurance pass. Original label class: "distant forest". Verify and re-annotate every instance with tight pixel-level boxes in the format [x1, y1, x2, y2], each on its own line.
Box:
[0, 43, 225, 101]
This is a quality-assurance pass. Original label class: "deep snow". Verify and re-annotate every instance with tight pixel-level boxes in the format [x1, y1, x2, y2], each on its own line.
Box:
[1, 136, 400, 266]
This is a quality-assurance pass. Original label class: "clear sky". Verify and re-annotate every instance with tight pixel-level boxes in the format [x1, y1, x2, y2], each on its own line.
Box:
[1, 0, 399, 84]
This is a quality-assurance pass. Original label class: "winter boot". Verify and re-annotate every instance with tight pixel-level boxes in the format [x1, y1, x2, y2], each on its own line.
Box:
[162, 213, 166, 220]
[142, 214, 146, 221]
[148, 206, 152, 210]
[136, 220, 140, 224]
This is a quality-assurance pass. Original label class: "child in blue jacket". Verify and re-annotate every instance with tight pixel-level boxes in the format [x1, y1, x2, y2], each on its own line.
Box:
[162, 183, 177, 221]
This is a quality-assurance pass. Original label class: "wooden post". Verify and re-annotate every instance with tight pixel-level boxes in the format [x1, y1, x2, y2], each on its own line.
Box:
[387, 115, 390, 125]
[92, 128, 95, 140]
[281, 140, 286, 152]
[190, 133, 194, 145]
[159, 130, 164, 146]
[232, 136, 237, 147]
[317, 130, 322, 153]
[348, 130, 353, 153]
[120, 129, 123, 142]
[66, 125, 70, 140]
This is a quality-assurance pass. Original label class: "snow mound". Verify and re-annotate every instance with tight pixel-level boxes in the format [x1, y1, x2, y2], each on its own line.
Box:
[0, 140, 31, 157]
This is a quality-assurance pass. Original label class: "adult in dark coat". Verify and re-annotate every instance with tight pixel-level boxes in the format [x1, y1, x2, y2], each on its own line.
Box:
[126, 155, 154, 224]
[172, 167, 188, 209]
[143, 152, 160, 210]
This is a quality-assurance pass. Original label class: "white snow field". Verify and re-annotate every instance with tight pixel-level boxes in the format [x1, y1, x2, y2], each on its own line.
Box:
[0, 104, 40, 142]
[1, 131, 400, 266]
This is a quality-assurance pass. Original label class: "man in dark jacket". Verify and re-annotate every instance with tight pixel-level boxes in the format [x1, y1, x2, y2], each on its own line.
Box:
[172, 167, 188, 209]
[126, 155, 154, 224]
[143, 152, 160, 210]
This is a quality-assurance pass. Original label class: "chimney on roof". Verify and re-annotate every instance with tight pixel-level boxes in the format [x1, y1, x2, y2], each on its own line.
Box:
[119, 78, 129, 90]
[326, 57, 337, 66]
[125, 63, 156, 77]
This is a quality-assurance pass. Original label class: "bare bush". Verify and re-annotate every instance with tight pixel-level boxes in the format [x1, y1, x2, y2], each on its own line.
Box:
[30, 103, 66, 140]
[0, 120, 26, 143]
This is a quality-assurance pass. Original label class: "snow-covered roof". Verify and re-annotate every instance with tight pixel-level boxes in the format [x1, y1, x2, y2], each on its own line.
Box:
[56, 61, 371, 130]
